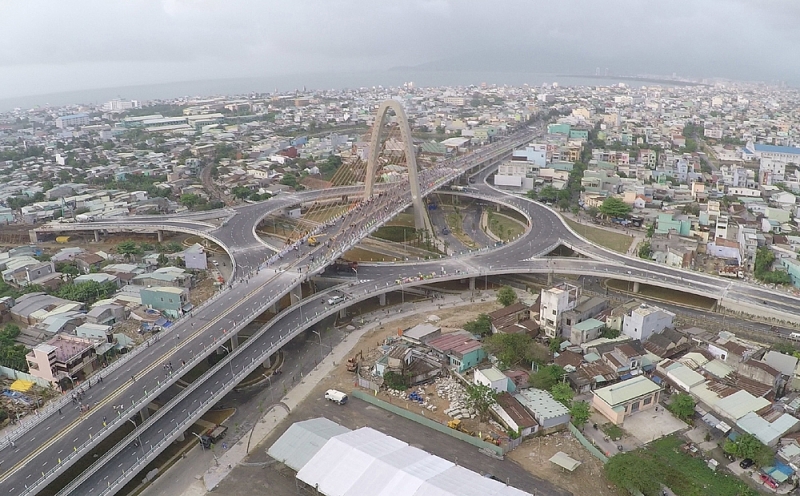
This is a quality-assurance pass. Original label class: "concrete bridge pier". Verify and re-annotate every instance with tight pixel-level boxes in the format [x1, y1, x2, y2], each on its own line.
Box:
[469, 278, 476, 291]
[290, 285, 302, 304]
[94, 230, 100, 242]
[230, 333, 239, 350]
[339, 308, 347, 319]
[176, 431, 185, 442]
[632, 281, 640, 293]
[378, 293, 387, 306]
[157, 230, 164, 243]
[262, 354, 271, 368]
[29, 230, 38, 243]
[270, 302, 279, 314]
[140, 407, 150, 422]
[547, 272, 553, 285]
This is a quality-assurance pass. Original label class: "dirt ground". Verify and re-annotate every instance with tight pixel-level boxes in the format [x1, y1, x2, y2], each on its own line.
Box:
[313, 299, 623, 496]
[508, 431, 625, 496]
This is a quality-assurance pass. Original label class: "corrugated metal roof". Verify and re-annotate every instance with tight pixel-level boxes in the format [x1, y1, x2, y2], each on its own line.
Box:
[593, 376, 660, 407]
[715, 390, 770, 421]
[267, 418, 350, 471]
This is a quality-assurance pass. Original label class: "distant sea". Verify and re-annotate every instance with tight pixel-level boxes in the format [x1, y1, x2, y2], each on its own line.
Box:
[0, 70, 681, 112]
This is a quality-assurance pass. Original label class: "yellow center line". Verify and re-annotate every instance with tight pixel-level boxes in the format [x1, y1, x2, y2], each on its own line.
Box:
[0, 271, 285, 484]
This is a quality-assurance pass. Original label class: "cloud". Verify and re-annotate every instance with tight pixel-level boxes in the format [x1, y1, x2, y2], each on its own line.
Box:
[0, 0, 798, 99]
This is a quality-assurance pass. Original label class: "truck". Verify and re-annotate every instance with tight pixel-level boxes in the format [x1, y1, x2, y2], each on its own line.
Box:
[308, 236, 319, 247]
[329, 259, 358, 274]
[450, 185, 466, 192]
[199, 424, 228, 449]
[324, 389, 348, 405]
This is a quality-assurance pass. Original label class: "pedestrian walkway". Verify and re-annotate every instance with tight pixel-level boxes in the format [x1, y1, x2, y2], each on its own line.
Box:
[195, 292, 494, 496]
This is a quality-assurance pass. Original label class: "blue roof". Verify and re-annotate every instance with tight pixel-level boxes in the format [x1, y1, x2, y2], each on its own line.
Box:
[754, 143, 800, 155]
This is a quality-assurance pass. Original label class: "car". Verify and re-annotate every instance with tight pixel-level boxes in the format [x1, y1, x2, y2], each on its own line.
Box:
[441, 228, 450, 235]
[482, 473, 501, 481]
[327, 295, 343, 305]
[324, 389, 348, 405]
[739, 458, 754, 469]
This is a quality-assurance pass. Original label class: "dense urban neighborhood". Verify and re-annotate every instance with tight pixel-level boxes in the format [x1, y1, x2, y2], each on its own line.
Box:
[2, 79, 800, 496]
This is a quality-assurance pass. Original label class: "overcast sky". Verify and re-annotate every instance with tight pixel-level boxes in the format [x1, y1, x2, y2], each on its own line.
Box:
[1, 0, 798, 99]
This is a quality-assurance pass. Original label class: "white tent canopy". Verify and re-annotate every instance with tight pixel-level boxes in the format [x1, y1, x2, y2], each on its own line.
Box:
[296, 426, 532, 496]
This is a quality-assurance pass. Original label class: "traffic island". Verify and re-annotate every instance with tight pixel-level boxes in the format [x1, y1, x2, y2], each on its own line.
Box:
[234, 351, 285, 391]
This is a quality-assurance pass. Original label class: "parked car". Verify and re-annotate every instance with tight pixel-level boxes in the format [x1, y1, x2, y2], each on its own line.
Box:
[324, 389, 348, 405]
[739, 458, 754, 469]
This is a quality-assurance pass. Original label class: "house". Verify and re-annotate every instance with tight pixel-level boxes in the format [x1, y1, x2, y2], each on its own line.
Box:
[132, 267, 192, 288]
[426, 332, 486, 373]
[489, 302, 538, 334]
[736, 410, 800, 447]
[622, 304, 675, 341]
[26, 334, 101, 385]
[10, 293, 81, 325]
[539, 283, 580, 339]
[592, 376, 661, 425]
[85, 304, 126, 326]
[569, 318, 606, 345]
[374, 346, 442, 386]
[74, 252, 105, 274]
[74, 273, 120, 287]
[493, 392, 538, 438]
[140, 286, 190, 319]
[400, 323, 441, 344]
[643, 328, 690, 359]
[474, 367, 511, 393]
[182, 243, 207, 270]
[514, 388, 571, 432]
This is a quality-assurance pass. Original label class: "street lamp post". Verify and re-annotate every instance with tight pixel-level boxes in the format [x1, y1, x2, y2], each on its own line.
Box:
[191, 431, 206, 452]
[128, 419, 144, 457]
[311, 330, 324, 363]
[262, 373, 274, 405]
[219, 345, 235, 378]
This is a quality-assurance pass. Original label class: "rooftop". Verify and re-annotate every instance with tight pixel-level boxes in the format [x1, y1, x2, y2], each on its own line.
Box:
[593, 375, 660, 407]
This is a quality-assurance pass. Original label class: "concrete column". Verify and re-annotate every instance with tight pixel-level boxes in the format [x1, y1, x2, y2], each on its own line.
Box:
[378, 293, 387, 306]
[176, 431, 185, 442]
[290, 285, 302, 304]
[230, 333, 239, 350]
[269, 302, 279, 314]
[342, 195, 348, 203]
[632, 281, 640, 293]
[547, 272, 553, 285]
[339, 308, 347, 319]
[469, 278, 476, 291]
[94, 230, 100, 242]
[28, 230, 38, 243]
[262, 355, 271, 368]
[157, 230, 164, 242]
[496, 204, 501, 212]
[140, 407, 150, 422]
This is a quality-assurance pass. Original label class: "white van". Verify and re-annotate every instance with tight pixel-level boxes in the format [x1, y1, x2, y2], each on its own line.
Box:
[790, 332, 800, 341]
[324, 389, 348, 405]
[327, 295, 343, 306]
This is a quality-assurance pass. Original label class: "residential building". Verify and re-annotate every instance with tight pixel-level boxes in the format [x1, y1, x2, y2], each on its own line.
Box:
[513, 388, 571, 432]
[140, 286, 190, 319]
[55, 113, 91, 128]
[539, 283, 580, 339]
[622, 304, 675, 341]
[26, 334, 100, 385]
[569, 318, 606, 346]
[426, 332, 486, 373]
[592, 376, 661, 425]
[493, 392, 538, 438]
[474, 367, 511, 393]
[182, 243, 208, 270]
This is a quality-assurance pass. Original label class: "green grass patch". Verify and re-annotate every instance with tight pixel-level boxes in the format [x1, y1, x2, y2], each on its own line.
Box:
[601, 423, 625, 441]
[487, 212, 526, 241]
[565, 218, 634, 253]
[385, 212, 416, 228]
[373, 225, 417, 243]
[606, 435, 755, 496]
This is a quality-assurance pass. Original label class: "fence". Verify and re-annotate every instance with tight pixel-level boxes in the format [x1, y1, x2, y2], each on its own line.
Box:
[351, 390, 503, 456]
[568, 422, 609, 464]
[356, 375, 380, 392]
[0, 365, 53, 387]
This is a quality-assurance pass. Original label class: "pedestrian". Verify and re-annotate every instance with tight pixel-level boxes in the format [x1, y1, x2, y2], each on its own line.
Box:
[132, 375, 136, 382]
[58, 408, 62, 415]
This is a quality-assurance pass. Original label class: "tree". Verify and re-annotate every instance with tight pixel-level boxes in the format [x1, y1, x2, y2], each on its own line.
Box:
[638, 241, 653, 259]
[599, 197, 632, 218]
[280, 173, 298, 188]
[496, 286, 517, 307]
[156, 253, 169, 267]
[538, 185, 559, 203]
[605, 452, 661, 495]
[464, 383, 498, 421]
[179, 193, 203, 209]
[116, 240, 142, 260]
[646, 223, 655, 238]
[528, 364, 566, 390]
[724, 433, 774, 467]
[550, 382, 574, 406]
[231, 186, 252, 200]
[549, 338, 564, 353]
[570, 400, 591, 427]
[557, 198, 570, 211]
[667, 393, 695, 422]
[463, 314, 492, 336]
[483, 332, 539, 368]
[587, 206, 600, 219]
[526, 190, 538, 200]
[600, 326, 620, 339]
[383, 371, 407, 391]
[754, 247, 791, 284]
